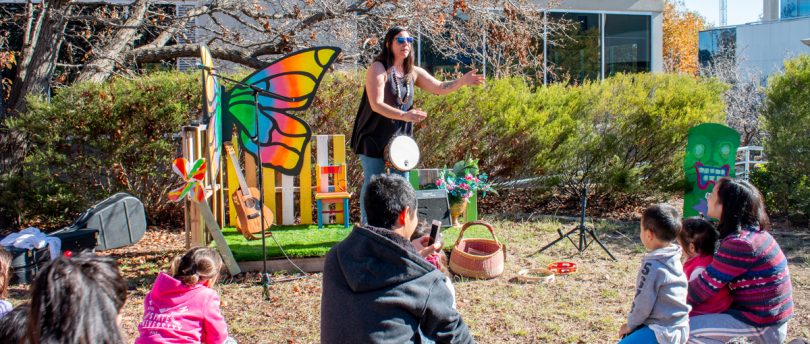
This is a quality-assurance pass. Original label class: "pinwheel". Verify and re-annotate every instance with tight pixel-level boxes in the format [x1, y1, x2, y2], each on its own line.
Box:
[168, 157, 241, 275]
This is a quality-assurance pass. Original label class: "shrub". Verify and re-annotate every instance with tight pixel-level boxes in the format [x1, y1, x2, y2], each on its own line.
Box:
[2, 72, 199, 227]
[0, 70, 726, 227]
[416, 73, 726, 204]
[760, 55, 810, 222]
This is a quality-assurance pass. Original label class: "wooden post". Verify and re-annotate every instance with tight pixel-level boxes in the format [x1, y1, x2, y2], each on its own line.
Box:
[191, 127, 206, 246]
[202, 123, 222, 230]
[280, 174, 295, 225]
[217, 162, 225, 228]
[181, 128, 192, 249]
[182, 126, 204, 248]
[299, 140, 313, 224]
[332, 135, 346, 224]
[226, 137, 239, 227]
[245, 154, 257, 188]
[263, 167, 277, 224]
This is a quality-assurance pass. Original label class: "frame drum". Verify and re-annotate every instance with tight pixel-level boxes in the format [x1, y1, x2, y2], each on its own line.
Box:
[385, 135, 420, 172]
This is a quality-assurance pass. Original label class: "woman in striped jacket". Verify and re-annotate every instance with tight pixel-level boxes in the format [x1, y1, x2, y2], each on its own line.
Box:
[687, 178, 793, 344]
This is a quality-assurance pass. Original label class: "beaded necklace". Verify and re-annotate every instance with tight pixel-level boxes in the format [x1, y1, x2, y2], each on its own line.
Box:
[389, 67, 412, 111]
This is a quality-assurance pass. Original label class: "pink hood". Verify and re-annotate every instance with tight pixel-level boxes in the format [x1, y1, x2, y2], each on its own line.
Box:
[135, 272, 228, 344]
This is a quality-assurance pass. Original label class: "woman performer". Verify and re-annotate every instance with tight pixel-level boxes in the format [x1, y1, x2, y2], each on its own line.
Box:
[350, 26, 484, 224]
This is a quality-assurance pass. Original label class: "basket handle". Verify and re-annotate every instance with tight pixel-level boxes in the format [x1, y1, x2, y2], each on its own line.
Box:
[453, 221, 500, 247]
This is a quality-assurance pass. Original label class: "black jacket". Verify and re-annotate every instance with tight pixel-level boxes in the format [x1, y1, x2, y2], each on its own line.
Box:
[320, 225, 474, 344]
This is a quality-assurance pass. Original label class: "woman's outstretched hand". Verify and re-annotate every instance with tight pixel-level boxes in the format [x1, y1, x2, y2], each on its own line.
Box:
[403, 108, 427, 123]
[462, 69, 485, 86]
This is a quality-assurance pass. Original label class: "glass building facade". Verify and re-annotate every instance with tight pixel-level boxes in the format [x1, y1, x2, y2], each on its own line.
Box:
[417, 11, 654, 84]
[781, 0, 810, 18]
[604, 14, 651, 76]
[698, 28, 736, 67]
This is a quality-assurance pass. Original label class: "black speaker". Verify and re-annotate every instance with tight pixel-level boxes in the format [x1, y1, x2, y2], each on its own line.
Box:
[415, 189, 451, 227]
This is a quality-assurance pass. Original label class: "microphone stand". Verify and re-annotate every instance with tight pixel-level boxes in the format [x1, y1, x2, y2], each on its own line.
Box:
[199, 65, 297, 300]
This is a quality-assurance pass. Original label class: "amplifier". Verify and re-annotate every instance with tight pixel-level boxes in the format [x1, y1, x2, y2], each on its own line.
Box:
[415, 189, 451, 227]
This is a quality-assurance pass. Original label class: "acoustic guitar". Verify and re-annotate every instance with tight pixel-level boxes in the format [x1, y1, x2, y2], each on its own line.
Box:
[224, 143, 273, 240]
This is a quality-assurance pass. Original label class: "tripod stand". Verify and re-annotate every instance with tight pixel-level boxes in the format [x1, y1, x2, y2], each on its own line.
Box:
[534, 185, 616, 260]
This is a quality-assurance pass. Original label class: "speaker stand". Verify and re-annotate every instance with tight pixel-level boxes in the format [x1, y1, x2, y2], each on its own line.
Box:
[533, 186, 616, 260]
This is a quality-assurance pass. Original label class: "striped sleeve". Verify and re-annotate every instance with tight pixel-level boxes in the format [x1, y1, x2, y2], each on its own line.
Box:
[687, 236, 754, 306]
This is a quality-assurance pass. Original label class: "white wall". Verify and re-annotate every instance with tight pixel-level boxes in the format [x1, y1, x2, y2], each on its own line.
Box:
[734, 16, 810, 78]
[549, 0, 664, 12]
[651, 11, 664, 72]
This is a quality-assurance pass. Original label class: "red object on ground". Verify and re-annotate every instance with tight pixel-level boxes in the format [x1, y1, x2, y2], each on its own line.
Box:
[548, 261, 577, 274]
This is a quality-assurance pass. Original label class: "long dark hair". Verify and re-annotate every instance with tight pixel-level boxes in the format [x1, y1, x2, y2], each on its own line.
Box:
[26, 252, 127, 344]
[0, 303, 30, 344]
[714, 177, 770, 238]
[373, 26, 414, 78]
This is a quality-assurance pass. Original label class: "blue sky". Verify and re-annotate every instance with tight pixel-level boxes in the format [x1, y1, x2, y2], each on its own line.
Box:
[682, 0, 763, 27]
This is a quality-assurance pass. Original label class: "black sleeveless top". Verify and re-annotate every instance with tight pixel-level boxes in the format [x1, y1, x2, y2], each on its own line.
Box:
[350, 62, 414, 158]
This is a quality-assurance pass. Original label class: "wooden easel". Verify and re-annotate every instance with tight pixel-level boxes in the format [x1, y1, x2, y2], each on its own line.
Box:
[180, 125, 241, 276]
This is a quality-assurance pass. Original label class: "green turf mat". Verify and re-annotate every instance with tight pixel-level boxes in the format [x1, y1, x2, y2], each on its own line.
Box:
[218, 224, 351, 261]
[216, 222, 498, 261]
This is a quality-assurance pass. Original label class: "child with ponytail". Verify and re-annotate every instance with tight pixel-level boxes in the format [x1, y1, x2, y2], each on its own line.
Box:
[135, 247, 235, 344]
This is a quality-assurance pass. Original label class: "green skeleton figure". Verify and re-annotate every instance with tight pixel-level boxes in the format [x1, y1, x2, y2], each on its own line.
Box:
[684, 123, 741, 218]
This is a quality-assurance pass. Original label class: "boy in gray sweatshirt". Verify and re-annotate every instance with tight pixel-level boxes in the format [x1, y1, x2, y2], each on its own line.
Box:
[618, 204, 690, 344]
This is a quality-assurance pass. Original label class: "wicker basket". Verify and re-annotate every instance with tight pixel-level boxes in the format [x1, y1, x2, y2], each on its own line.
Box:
[449, 221, 506, 279]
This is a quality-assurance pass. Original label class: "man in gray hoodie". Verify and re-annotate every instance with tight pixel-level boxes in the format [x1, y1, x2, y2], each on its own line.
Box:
[320, 174, 474, 344]
[619, 204, 691, 344]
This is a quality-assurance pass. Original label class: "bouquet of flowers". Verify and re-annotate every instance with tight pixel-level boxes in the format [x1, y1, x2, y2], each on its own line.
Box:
[435, 158, 497, 205]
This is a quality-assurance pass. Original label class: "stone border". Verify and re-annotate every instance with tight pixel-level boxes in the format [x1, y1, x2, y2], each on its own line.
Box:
[237, 256, 326, 273]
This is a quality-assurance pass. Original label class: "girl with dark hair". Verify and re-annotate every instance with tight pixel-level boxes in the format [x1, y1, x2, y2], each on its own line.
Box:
[350, 26, 485, 224]
[135, 247, 236, 344]
[26, 252, 128, 344]
[0, 303, 30, 344]
[688, 178, 793, 344]
[678, 217, 731, 316]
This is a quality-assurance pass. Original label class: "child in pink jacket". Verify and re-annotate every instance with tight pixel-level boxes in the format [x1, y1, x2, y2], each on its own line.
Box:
[136, 247, 235, 344]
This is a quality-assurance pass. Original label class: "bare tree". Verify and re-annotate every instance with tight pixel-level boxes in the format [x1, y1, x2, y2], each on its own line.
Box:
[1, 0, 565, 117]
[700, 52, 766, 146]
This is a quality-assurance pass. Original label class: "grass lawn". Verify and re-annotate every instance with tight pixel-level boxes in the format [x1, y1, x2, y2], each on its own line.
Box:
[7, 218, 809, 343]
[220, 223, 496, 261]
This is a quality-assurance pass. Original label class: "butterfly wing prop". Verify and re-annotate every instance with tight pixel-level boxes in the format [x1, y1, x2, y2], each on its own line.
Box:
[224, 47, 341, 176]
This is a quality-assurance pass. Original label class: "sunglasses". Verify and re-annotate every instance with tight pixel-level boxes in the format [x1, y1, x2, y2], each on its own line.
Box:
[395, 37, 414, 44]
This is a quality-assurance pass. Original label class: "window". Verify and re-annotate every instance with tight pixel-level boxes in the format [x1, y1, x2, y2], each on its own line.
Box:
[781, 0, 810, 18]
[416, 10, 654, 84]
[698, 28, 736, 67]
[547, 12, 601, 83]
[604, 14, 651, 76]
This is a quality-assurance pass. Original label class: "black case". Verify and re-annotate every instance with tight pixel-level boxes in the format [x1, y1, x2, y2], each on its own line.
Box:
[50, 229, 99, 253]
[3, 245, 51, 285]
[53, 192, 147, 250]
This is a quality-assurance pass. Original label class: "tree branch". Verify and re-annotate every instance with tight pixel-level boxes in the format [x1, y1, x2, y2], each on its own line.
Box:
[75, 0, 149, 83]
[137, 5, 211, 51]
[127, 44, 266, 69]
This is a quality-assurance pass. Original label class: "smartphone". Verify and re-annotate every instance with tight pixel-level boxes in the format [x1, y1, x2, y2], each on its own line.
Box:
[428, 220, 441, 246]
